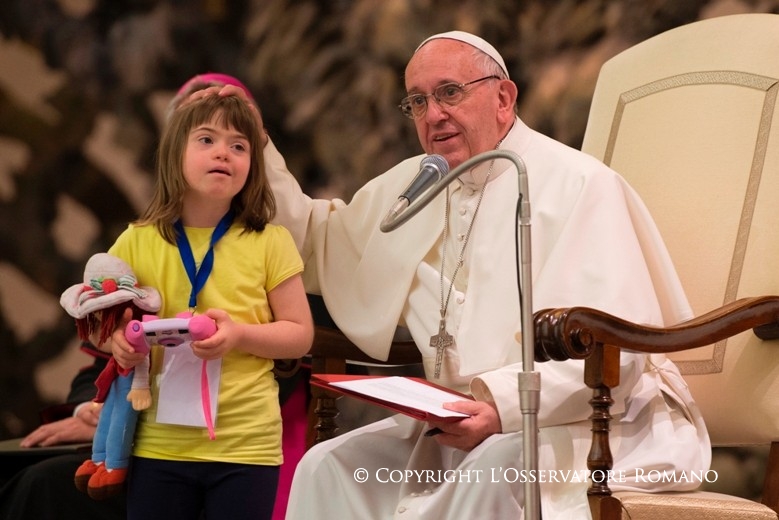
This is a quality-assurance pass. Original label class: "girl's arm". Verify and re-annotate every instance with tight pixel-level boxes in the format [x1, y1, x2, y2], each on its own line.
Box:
[193, 274, 314, 360]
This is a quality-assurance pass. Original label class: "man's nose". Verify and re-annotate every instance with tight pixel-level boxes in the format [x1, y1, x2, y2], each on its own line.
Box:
[424, 96, 449, 122]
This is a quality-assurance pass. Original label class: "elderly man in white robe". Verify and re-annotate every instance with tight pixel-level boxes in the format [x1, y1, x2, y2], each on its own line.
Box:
[232, 31, 710, 519]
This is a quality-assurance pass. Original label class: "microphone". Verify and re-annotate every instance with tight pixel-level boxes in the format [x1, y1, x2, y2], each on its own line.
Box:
[377, 148, 539, 519]
[385, 155, 449, 220]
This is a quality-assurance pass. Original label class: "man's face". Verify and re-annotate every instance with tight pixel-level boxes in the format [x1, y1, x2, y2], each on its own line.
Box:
[404, 39, 511, 170]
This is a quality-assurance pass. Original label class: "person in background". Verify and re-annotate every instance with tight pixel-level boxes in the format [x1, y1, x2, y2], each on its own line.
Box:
[0, 343, 126, 520]
[110, 93, 313, 520]
[209, 31, 710, 518]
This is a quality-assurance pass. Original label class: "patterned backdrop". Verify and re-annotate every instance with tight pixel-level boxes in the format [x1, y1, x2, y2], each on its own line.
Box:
[1, 0, 777, 500]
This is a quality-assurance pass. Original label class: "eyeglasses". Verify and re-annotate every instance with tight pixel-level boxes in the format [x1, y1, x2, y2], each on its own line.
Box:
[398, 75, 500, 119]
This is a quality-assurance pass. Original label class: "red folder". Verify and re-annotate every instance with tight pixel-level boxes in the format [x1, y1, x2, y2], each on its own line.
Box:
[310, 374, 472, 422]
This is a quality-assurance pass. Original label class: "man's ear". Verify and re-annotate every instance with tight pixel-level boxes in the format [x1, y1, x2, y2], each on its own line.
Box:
[497, 80, 519, 122]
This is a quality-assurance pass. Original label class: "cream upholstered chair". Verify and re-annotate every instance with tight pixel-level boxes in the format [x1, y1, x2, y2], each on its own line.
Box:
[534, 13, 779, 520]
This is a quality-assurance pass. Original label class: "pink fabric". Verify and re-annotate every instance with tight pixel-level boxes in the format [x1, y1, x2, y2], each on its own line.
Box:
[176, 73, 255, 101]
[272, 377, 309, 520]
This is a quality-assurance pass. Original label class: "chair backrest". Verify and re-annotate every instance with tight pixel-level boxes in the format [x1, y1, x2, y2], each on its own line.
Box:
[580, 13, 779, 446]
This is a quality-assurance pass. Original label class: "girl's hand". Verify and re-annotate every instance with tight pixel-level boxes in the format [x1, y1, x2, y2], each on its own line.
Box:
[189, 275, 313, 361]
[190, 308, 233, 360]
[111, 307, 146, 370]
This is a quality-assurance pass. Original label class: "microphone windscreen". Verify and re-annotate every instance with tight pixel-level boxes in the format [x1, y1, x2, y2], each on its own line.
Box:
[420, 154, 449, 176]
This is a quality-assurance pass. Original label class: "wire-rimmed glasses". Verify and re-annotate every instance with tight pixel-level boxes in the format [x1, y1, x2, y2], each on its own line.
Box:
[399, 75, 500, 119]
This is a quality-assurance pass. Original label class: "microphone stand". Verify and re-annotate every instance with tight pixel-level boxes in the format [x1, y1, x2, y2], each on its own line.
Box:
[380, 150, 541, 520]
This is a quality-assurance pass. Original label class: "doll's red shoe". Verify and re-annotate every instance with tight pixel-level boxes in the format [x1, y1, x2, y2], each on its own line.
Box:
[87, 465, 128, 500]
[74, 459, 100, 493]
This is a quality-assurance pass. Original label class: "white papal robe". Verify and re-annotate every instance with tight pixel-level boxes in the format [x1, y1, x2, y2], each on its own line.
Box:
[264, 116, 710, 519]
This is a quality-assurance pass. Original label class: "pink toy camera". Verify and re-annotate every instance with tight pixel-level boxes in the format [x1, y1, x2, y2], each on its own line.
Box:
[125, 312, 216, 354]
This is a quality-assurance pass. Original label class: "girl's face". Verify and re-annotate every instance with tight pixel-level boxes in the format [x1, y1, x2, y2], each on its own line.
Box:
[182, 116, 251, 207]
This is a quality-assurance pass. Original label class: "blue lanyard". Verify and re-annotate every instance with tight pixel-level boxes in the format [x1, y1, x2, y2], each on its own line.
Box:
[173, 211, 234, 310]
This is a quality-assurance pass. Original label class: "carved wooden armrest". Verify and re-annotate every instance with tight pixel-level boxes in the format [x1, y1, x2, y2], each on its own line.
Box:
[532, 295, 779, 499]
[535, 296, 779, 362]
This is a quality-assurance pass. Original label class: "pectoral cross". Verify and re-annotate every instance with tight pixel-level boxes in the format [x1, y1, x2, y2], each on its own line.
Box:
[430, 315, 453, 379]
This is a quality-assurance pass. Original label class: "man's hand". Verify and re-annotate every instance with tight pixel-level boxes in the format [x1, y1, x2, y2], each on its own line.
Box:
[425, 400, 502, 451]
[19, 403, 101, 447]
[180, 84, 268, 148]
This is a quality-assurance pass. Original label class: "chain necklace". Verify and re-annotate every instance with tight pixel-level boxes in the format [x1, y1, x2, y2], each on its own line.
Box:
[430, 158, 495, 378]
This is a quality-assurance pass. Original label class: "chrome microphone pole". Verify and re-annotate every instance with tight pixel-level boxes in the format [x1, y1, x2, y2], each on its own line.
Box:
[380, 150, 541, 520]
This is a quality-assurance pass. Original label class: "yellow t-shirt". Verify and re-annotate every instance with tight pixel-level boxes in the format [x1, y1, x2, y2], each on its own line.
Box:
[109, 222, 303, 465]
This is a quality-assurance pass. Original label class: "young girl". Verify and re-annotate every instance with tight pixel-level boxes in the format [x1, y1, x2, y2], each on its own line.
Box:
[109, 94, 313, 520]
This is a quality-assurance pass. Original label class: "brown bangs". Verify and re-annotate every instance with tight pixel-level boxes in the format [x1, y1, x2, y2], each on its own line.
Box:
[184, 96, 261, 146]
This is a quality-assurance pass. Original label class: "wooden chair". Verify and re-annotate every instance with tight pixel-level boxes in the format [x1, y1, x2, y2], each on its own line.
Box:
[533, 13, 779, 519]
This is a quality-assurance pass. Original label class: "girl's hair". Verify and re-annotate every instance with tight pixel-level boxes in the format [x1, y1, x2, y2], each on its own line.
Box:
[165, 73, 257, 122]
[136, 95, 276, 243]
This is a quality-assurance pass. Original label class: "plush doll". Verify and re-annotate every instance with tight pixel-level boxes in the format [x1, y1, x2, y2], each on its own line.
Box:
[60, 253, 161, 500]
